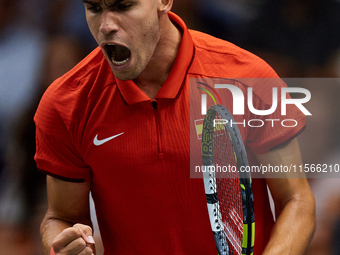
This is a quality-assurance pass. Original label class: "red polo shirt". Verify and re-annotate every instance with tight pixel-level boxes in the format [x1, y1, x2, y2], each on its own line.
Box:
[35, 12, 305, 255]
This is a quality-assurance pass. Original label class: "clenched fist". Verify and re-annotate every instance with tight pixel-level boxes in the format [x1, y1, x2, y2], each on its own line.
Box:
[52, 224, 95, 255]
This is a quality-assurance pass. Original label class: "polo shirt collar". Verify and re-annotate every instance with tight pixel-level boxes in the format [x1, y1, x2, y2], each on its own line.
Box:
[115, 12, 194, 105]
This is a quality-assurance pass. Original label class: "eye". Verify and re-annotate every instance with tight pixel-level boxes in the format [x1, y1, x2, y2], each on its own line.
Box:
[85, 3, 102, 13]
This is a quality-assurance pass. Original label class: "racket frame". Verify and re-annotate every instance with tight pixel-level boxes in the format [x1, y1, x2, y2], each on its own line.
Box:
[202, 105, 255, 255]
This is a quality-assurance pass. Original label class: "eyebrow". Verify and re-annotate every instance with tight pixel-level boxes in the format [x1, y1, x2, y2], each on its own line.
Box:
[82, 0, 125, 5]
[82, 0, 96, 4]
[106, 0, 125, 8]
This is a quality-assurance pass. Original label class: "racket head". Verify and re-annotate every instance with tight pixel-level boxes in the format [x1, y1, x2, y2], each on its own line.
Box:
[202, 105, 255, 255]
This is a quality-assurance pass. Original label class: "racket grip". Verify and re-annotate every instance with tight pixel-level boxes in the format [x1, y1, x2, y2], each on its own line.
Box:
[50, 247, 55, 255]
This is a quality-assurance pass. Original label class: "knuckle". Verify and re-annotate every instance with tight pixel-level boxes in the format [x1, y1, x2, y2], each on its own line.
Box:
[73, 237, 87, 250]
[78, 246, 93, 255]
[52, 236, 65, 251]
[84, 246, 94, 255]
[72, 227, 82, 236]
[73, 223, 84, 229]
[73, 223, 93, 233]
[78, 237, 87, 247]
[54, 237, 87, 254]
[84, 225, 92, 232]
[62, 226, 81, 236]
[52, 227, 84, 252]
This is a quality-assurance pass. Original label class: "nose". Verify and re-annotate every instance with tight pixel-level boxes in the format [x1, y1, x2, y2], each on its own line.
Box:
[99, 10, 119, 35]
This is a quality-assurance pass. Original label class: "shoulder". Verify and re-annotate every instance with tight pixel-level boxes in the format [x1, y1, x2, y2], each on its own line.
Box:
[49, 47, 113, 98]
[188, 30, 279, 79]
[188, 30, 286, 106]
[35, 47, 115, 132]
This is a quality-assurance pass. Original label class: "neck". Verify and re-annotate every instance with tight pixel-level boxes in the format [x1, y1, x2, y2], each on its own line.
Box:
[134, 14, 182, 99]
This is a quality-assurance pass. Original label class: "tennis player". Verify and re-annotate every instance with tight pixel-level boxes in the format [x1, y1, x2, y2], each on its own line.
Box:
[34, 0, 315, 254]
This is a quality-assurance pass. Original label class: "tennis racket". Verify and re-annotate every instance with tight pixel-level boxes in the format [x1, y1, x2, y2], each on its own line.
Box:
[202, 105, 255, 255]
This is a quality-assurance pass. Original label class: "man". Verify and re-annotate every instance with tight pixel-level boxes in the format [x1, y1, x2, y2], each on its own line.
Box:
[34, 0, 315, 254]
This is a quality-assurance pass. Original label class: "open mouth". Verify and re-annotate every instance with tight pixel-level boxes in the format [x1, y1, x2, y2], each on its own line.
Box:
[106, 44, 131, 66]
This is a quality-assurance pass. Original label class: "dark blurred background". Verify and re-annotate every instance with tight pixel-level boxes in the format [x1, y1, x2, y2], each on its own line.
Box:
[0, 0, 340, 254]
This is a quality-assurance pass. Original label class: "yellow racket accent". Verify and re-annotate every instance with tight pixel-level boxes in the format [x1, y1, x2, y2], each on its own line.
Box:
[251, 222, 255, 247]
[242, 224, 248, 248]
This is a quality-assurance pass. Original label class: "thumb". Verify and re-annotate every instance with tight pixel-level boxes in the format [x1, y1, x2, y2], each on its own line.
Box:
[73, 223, 96, 245]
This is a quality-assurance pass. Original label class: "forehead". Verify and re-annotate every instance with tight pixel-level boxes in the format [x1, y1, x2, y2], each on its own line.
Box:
[84, 0, 157, 6]
[83, 0, 142, 5]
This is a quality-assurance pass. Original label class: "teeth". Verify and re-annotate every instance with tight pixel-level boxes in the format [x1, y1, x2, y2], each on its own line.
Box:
[111, 51, 129, 66]
[112, 58, 129, 66]
[107, 44, 130, 66]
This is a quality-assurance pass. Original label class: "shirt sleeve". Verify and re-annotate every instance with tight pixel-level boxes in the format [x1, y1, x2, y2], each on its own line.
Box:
[34, 88, 91, 182]
[245, 78, 306, 154]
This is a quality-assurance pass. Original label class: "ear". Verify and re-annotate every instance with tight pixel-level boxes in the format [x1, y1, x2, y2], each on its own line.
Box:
[157, 0, 173, 14]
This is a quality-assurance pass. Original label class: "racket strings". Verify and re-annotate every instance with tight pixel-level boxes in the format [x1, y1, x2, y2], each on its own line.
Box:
[213, 112, 243, 255]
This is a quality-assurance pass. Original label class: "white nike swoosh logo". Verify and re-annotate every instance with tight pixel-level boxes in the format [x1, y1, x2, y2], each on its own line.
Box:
[93, 132, 124, 146]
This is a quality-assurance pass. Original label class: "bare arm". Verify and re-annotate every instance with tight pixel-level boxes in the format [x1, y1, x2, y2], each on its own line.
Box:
[41, 176, 95, 255]
[256, 138, 316, 255]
